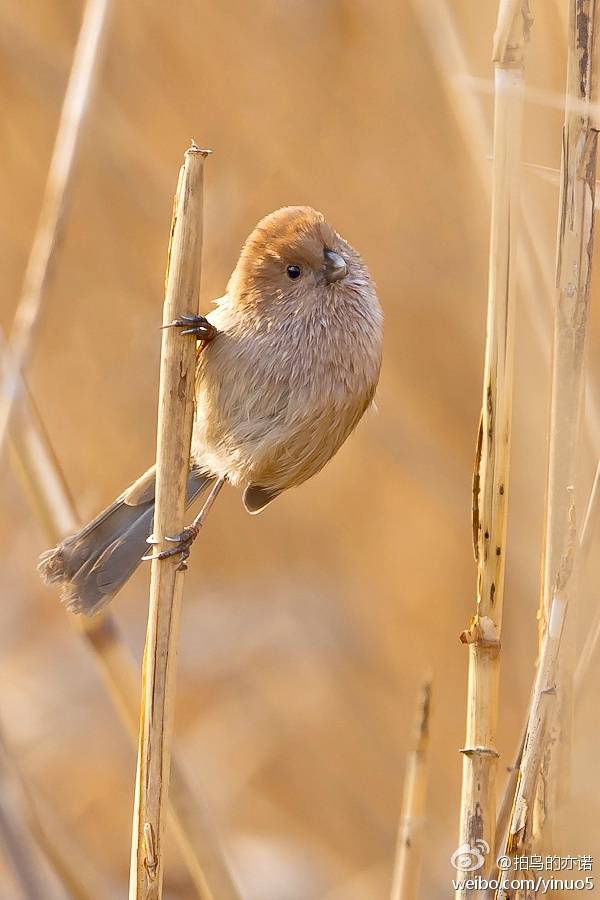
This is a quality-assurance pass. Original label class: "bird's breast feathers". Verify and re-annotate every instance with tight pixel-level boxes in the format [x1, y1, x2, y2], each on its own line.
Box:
[192, 287, 382, 487]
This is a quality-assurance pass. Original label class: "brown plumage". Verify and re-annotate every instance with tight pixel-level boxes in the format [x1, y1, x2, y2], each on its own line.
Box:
[39, 206, 383, 614]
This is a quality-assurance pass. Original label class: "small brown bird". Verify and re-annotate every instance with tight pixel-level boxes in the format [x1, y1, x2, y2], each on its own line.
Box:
[39, 206, 383, 614]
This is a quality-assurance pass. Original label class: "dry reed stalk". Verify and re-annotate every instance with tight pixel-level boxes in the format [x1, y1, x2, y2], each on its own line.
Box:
[531, 0, 600, 863]
[5, 337, 241, 899]
[0, 0, 110, 458]
[482, 727, 527, 899]
[494, 472, 600, 887]
[495, 341, 600, 884]
[390, 677, 432, 900]
[129, 144, 213, 900]
[409, 0, 600, 453]
[498, 0, 599, 883]
[86, 617, 240, 900]
[495, 728, 526, 850]
[455, 4, 528, 891]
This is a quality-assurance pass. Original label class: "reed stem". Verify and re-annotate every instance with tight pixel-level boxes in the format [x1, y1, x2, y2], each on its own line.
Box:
[455, 5, 529, 892]
[129, 144, 212, 900]
[498, 0, 599, 885]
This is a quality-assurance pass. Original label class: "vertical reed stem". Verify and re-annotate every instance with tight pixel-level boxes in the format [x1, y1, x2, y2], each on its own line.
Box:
[499, 1, 599, 881]
[390, 678, 432, 900]
[0, 0, 110, 456]
[455, 6, 529, 894]
[129, 144, 210, 900]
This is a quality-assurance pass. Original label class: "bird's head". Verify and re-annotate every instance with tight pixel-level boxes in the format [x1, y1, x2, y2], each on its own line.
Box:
[227, 206, 366, 312]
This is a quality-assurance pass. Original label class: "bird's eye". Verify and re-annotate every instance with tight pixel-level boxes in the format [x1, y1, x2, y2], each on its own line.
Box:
[286, 265, 301, 280]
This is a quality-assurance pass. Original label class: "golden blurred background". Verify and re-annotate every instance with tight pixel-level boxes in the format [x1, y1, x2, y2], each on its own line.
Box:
[2, 1, 600, 897]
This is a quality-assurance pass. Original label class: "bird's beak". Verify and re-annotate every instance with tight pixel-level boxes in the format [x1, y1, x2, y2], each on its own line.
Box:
[324, 249, 347, 283]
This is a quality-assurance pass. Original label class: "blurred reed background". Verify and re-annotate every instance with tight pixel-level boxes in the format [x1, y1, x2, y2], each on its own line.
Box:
[1, 1, 600, 897]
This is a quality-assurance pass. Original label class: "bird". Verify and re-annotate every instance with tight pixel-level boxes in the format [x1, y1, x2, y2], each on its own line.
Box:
[38, 206, 383, 615]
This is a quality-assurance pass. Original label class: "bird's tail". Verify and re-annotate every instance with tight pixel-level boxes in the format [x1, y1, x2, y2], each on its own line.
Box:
[38, 466, 212, 616]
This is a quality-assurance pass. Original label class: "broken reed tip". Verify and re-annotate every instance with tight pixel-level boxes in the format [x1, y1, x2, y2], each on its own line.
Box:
[187, 139, 213, 157]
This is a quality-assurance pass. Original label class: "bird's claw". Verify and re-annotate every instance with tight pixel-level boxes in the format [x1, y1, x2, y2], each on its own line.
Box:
[165, 525, 200, 544]
[162, 314, 218, 341]
[141, 525, 200, 571]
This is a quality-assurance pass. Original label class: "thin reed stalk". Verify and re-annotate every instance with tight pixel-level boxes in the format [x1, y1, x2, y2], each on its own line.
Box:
[390, 678, 432, 900]
[494, 460, 600, 893]
[5, 331, 241, 899]
[455, 4, 528, 891]
[498, 0, 599, 881]
[494, 461, 600, 881]
[87, 617, 239, 900]
[409, 0, 600, 454]
[129, 144, 212, 900]
[0, 0, 110, 457]
[495, 729, 526, 850]
[531, 0, 600, 864]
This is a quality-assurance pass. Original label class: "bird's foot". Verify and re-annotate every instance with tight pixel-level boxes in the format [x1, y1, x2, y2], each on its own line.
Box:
[141, 477, 226, 571]
[162, 314, 217, 341]
[142, 525, 200, 571]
